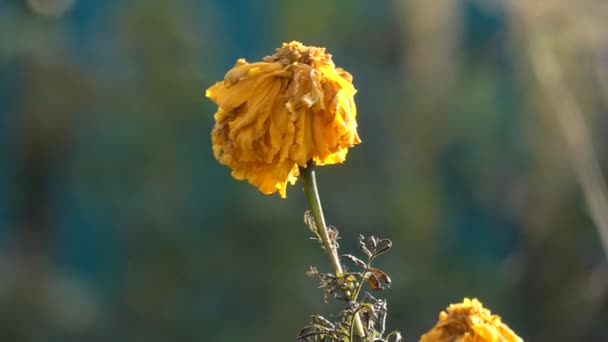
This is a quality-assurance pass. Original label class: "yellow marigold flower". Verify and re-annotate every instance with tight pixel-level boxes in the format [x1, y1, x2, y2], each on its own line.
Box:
[206, 41, 360, 198]
[420, 298, 523, 342]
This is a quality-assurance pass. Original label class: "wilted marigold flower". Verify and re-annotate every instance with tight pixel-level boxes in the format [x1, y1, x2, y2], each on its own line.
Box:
[420, 298, 523, 342]
[206, 41, 360, 197]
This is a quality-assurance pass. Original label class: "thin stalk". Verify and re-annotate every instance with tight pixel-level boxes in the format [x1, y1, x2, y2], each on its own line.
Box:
[299, 162, 366, 340]
[529, 36, 608, 260]
[349, 257, 376, 340]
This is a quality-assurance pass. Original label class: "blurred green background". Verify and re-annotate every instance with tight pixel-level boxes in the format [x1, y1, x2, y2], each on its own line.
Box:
[2, 0, 608, 341]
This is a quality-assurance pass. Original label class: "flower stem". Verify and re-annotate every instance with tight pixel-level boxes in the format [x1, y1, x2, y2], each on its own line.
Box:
[299, 162, 365, 340]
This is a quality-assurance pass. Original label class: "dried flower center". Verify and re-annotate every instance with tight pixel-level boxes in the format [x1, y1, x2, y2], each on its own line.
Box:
[263, 41, 332, 67]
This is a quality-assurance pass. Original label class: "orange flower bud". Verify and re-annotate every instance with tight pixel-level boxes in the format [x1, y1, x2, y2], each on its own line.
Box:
[420, 298, 523, 342]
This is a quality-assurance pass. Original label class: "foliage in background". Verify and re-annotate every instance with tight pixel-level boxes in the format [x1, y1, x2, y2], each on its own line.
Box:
[0, 0, 607, 341]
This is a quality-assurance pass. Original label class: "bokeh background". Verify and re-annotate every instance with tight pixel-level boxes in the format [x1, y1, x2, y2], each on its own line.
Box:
[2, 0, 608, 341]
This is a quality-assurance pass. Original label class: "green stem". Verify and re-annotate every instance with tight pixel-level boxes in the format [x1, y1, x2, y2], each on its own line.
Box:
[353, 264, 371, 306]
[299, 162, 366, 340]
[349, 260, 374, 341]
[300, 164, 343, 274]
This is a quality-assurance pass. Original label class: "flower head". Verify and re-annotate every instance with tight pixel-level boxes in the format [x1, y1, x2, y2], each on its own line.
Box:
[206, 41, 360, 197]
[420, 298, 523, 342]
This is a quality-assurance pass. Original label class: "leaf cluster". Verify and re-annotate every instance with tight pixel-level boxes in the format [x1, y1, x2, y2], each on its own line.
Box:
[298, 215, 402, 342]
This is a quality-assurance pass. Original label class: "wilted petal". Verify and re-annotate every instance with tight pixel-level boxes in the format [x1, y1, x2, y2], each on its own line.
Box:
[205, 41, 360, 198]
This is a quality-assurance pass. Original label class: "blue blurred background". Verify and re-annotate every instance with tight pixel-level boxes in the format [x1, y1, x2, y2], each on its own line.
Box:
[1, 0, 608, 341]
